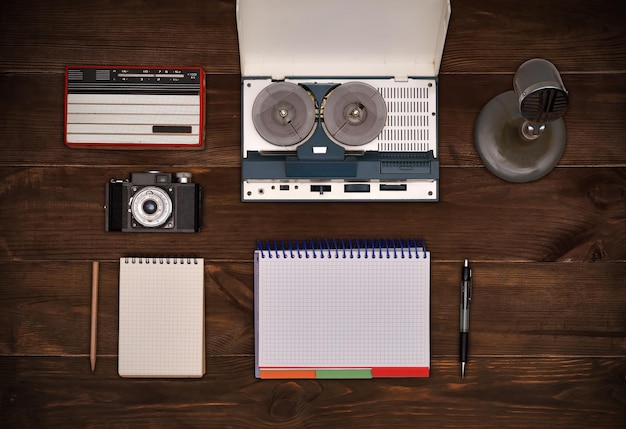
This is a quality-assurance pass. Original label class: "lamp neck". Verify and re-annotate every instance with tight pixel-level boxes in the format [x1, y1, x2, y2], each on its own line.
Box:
[520, 121, 546, 141]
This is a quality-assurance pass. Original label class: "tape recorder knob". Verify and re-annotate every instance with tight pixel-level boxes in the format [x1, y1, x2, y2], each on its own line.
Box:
[175, 172, 192, 183]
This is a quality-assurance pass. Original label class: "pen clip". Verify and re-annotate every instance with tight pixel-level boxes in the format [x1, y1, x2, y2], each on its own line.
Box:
[462, 260, 472, 303]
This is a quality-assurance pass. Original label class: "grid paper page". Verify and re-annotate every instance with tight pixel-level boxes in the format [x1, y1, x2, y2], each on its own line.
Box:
[255, 249, 430, 369]
[118, 257, 205, 378]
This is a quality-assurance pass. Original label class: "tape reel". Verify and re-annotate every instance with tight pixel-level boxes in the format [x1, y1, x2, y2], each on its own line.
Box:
[322, 81, 387, 146]
[252, 82, 316, 146]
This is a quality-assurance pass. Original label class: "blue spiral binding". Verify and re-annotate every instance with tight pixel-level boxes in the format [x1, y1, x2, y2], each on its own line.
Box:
[410, 239, 418, 258]
[257, 238, 427, 259]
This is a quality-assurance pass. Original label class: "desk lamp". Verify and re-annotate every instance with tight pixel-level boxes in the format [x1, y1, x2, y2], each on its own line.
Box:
[474, 58, 569, 182]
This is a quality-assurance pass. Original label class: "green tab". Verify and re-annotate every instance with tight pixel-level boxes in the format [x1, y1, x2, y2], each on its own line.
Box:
[316, 369, 372, 379]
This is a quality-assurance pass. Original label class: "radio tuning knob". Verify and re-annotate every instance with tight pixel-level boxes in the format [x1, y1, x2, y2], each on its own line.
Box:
[176, 172, 192, 183]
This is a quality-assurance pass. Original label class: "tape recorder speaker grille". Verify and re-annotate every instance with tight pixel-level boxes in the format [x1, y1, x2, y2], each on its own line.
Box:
[252, 82, 316, 146]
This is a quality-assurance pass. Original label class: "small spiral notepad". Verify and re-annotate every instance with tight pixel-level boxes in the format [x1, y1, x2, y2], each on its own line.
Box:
[254, 239, 430, 379]
[118, 257, 205, 378]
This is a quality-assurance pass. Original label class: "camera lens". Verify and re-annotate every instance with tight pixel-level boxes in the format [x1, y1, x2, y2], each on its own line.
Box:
[130, 186, 173, 228]
[142, 200, 158, 215]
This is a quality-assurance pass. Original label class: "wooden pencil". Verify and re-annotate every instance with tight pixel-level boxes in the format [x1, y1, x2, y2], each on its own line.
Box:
[90, 261, 99, 372]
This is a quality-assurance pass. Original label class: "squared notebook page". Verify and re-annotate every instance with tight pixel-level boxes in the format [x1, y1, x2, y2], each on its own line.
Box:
[255, 248, 430, 372]
[118, 257, 205, 378]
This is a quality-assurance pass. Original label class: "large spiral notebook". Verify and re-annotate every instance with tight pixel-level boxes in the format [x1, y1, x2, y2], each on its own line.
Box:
[254, 239, 430, 379]
[118, 257, 205, 378]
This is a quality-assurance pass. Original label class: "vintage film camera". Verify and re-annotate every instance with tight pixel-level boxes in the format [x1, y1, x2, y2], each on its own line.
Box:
[105, 171, 202, 233]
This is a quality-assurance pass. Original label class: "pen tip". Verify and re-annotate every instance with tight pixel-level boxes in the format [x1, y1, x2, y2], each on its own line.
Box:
[464, 259, 469, 267]
[461, 362, 466, 378]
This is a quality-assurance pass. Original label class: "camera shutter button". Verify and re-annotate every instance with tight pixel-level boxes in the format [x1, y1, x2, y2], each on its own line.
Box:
[176, 172, 192, 183]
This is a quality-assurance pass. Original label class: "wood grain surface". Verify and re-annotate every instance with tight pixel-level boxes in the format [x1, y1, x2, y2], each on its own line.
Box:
[1, 0, 625, 428]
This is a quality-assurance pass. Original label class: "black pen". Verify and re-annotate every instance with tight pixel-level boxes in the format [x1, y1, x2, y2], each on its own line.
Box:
[460, 259, 472, 378]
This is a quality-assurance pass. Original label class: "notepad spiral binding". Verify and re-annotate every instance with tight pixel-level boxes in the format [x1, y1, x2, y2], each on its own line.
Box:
[257, 239, 427, 259]
[123, 257, 200, 265]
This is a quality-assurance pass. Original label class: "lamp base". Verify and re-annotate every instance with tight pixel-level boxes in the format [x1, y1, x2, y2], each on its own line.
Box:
[474, 91, 566, 183]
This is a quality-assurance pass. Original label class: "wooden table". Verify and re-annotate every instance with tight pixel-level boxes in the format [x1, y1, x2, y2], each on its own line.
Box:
[1, 0, 625, 427]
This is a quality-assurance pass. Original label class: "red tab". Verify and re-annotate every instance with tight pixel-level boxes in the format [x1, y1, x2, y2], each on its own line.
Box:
[371, 367, 429, 377]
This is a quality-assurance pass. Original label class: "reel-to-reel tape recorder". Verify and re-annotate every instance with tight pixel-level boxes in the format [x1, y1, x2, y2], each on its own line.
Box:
[237, 0, 451, 201]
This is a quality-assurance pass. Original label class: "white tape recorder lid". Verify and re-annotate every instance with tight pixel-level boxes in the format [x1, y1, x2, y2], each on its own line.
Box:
[236, 0, 451, 80]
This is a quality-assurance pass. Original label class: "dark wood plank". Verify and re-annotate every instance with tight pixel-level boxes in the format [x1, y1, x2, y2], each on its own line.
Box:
[2, 356, 625, 429]
[0, 73, 238, 167]
[0, 167, 624, 262]
[1, 0, 625, 74]
[1, 261, 624, 357]
[439, 73, 626, 167]
[0, 0, 240, 74]
[444, 0, 626, 73]
[0, 72, 625, 167]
